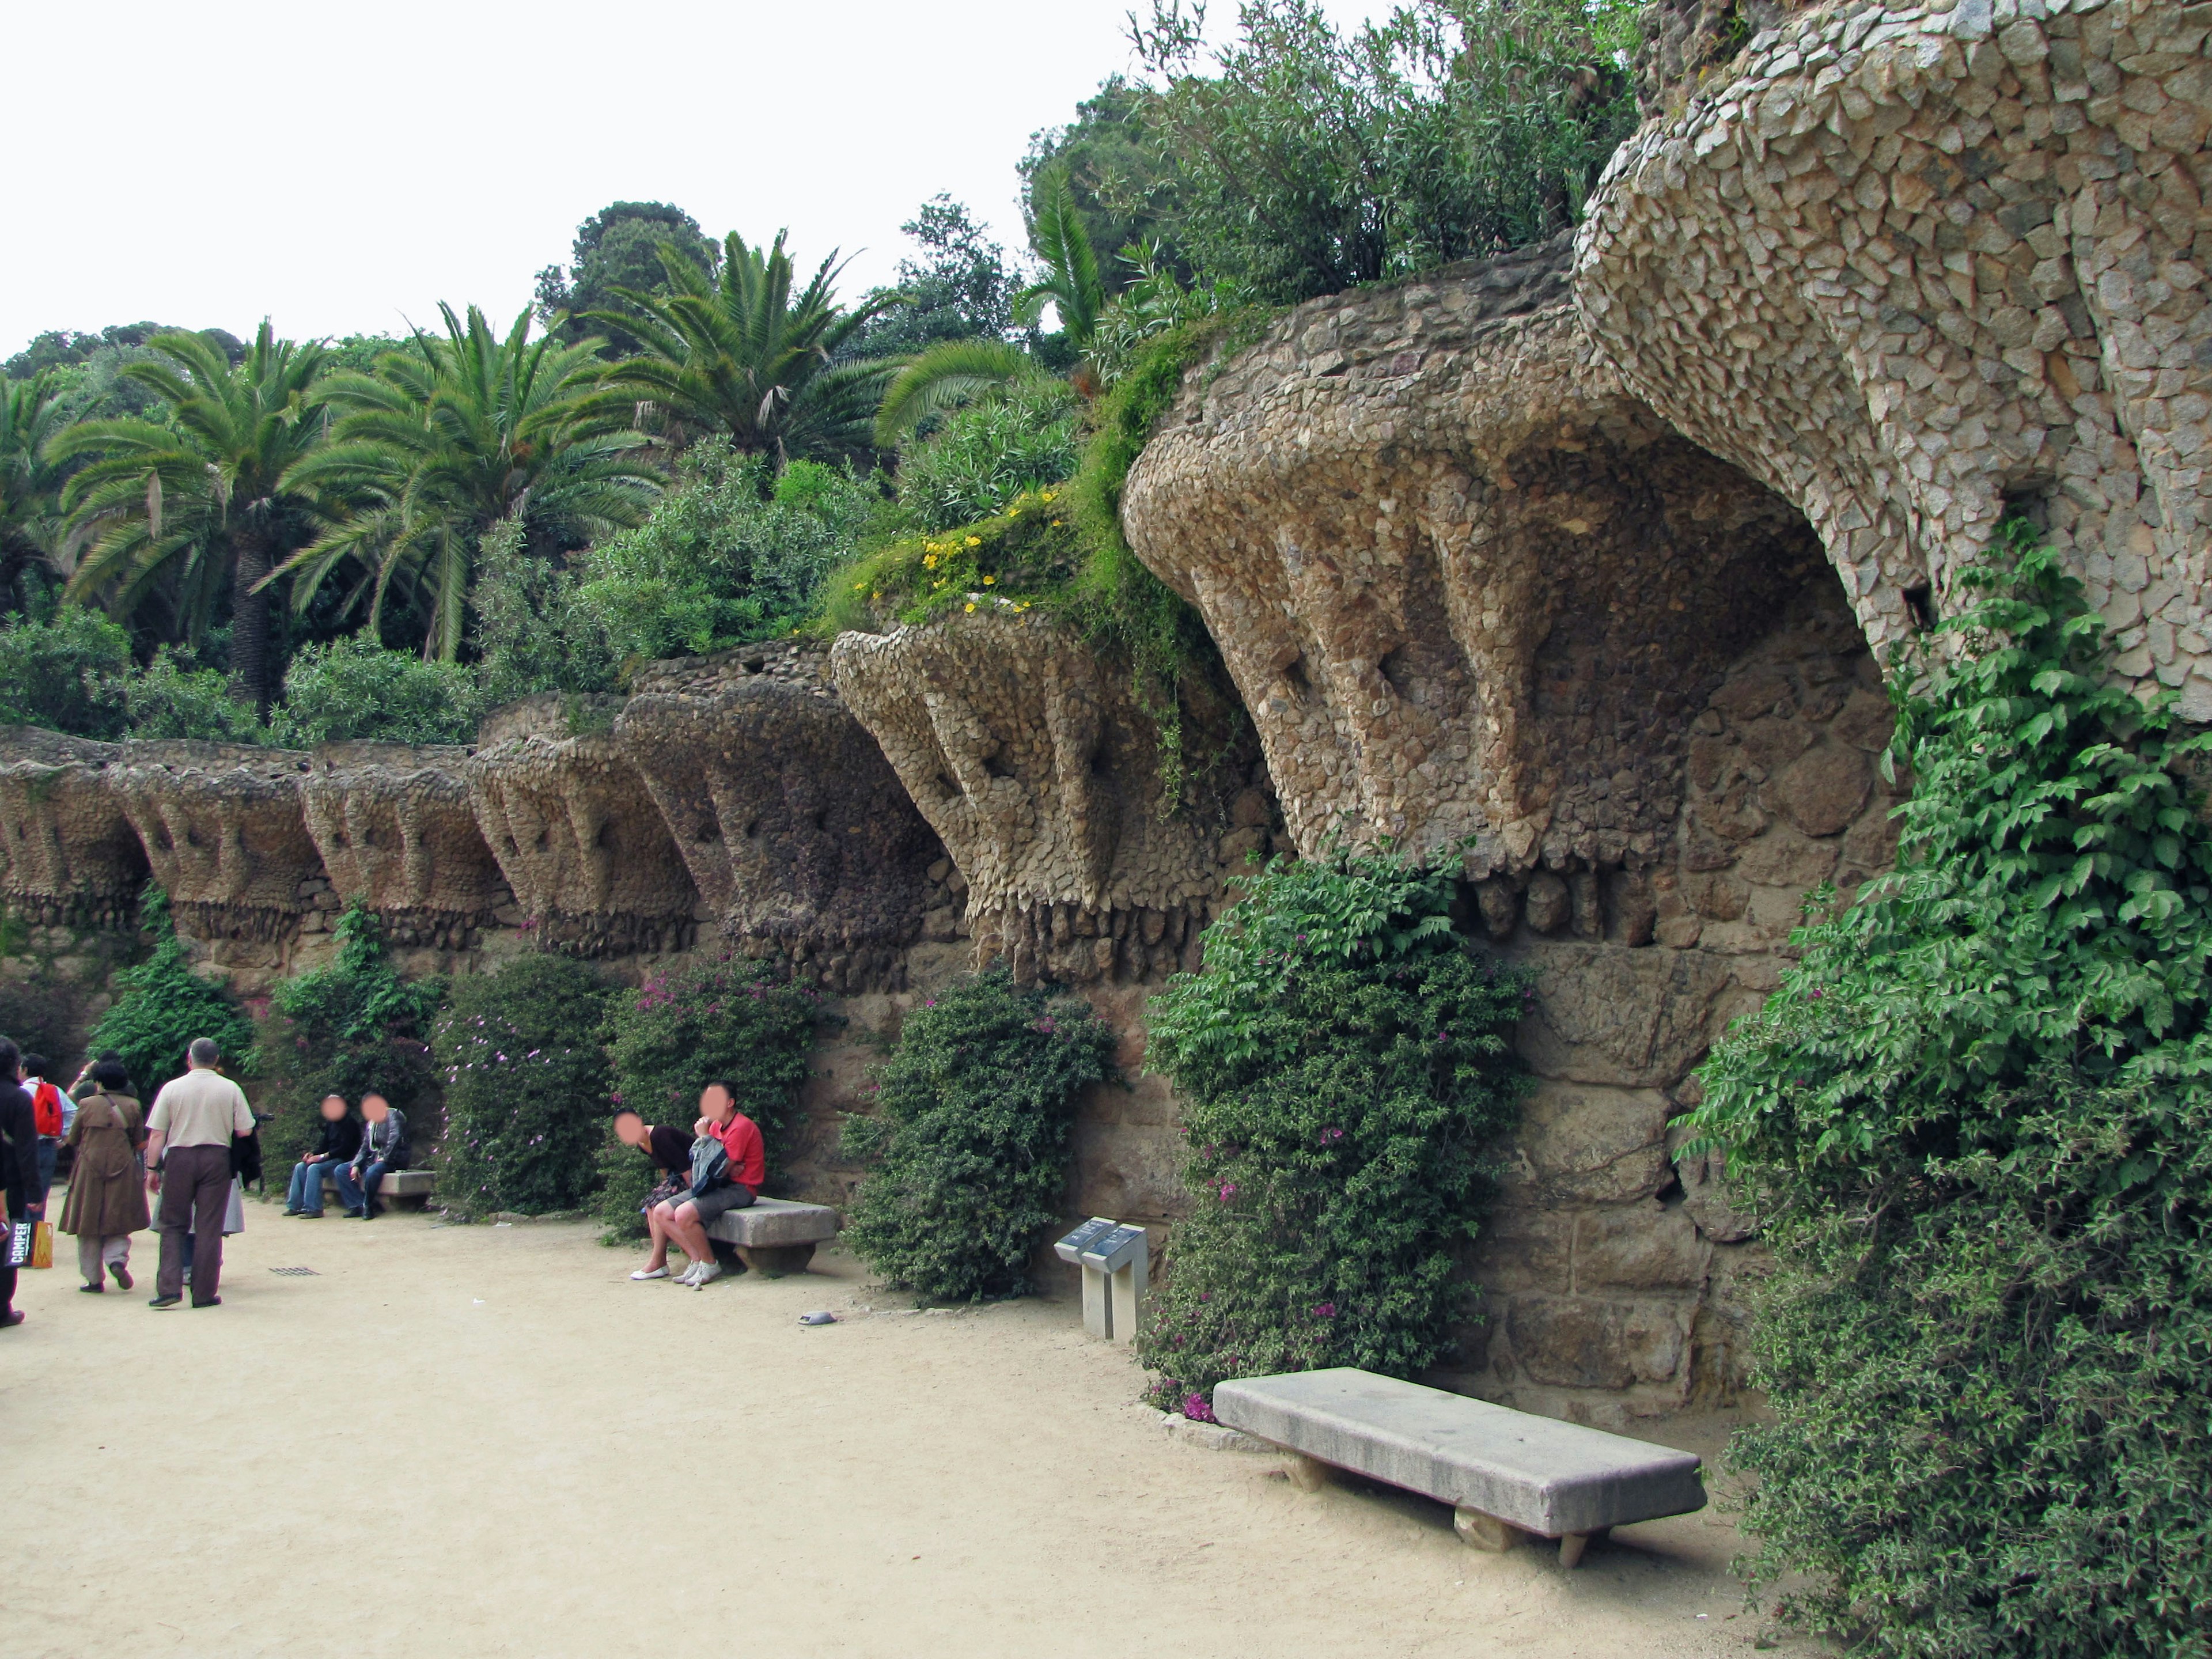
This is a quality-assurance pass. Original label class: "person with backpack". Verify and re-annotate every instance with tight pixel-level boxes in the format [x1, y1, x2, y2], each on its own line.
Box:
[24, 1054, 65, 1209]
[645, 1082, 763, 1290]
[57, 1055, 147, 1291]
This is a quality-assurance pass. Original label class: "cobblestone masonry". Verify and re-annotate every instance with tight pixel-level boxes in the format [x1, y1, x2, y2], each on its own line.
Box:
[465, 695, 701, 959]
[616, 643, 946, 988]
[300, 742, 511, 949]
[1578, 0, 2212, 704]
[1122, 240, 1827, 875]
[831, 613, 1282, 985]
[0, 730, 147, 930]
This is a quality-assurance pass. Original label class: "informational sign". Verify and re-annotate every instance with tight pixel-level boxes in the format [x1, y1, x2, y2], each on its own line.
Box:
[1080, 1224, 1149, 1275]
[1054, 1217, 1118, 1264]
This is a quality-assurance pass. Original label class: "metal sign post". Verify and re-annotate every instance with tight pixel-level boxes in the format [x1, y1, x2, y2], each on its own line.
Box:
[1054, 1217, 1149, 1342]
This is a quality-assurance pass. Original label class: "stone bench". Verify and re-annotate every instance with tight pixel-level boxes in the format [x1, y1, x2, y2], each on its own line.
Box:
[374, 1169, 437, 1209]
[702, 1198, 840, 1277]
[1213, 1367, 1706, 1567]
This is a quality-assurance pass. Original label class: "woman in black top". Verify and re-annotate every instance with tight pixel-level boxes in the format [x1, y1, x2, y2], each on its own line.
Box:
[612, 1107, 693, 1282]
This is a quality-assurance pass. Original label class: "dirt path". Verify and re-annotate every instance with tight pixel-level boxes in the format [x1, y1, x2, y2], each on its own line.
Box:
[5, 1203, 1790, 1658]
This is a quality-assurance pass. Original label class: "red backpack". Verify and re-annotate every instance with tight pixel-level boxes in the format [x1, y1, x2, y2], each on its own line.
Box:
[29, 1080, 63, 1137]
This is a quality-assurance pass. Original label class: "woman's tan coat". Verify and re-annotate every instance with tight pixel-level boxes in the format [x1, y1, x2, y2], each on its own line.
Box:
[58, 1090, 149, 1239]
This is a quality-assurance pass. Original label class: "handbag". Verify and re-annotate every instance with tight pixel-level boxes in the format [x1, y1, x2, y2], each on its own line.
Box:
[687, 1134, 730, 1198]
[28, 1219, 52, 1270]
[222, 1177, 245, 1236]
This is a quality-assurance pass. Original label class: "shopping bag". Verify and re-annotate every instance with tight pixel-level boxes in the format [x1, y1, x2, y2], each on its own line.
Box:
[28, 1219, 52, 1269]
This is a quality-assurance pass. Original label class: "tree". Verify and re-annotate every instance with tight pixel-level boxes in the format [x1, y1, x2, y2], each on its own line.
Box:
[0, 373, 72, 612]
[1021, 76, 1190, 290]
[276, 304, 658, 661]
[873, 338, 1042, 445]
[52, 323, 331, 715]
[844, 196, 1018, 360]
[535, 201, 718, 356]
[586, 232, 899, 464]
[1014, 171, 1107, 350]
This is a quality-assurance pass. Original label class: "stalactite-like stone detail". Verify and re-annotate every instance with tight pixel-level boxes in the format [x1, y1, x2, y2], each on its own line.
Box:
[0, 730, 146, 926]
[301, 742, 509, 922]
[107, 742, 327, 939]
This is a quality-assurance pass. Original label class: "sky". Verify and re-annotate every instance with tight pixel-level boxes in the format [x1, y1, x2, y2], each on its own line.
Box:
[2, 0, 1389, 359]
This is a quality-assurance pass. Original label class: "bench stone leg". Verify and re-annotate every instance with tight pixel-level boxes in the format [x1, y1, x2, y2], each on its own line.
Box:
[733, 1243, 816, 1277]
[1283, 1453, 1330, 1492]
[1453, 1509, 1524, 1552]
[1558, 1530, 1604, 1569]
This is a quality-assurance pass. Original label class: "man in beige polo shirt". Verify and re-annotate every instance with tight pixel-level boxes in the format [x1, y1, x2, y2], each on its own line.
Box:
[143, 1037, 253, 1309]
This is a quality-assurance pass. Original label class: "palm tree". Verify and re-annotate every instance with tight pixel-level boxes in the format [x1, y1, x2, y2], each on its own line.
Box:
[52, 325, 331, 715]
[872, 338, 1043, 446]
[0, 373, 73, 611]
[1015, 172, 1107, 349]
[586, 231, 899, 462]
[276, 304, 658, 660]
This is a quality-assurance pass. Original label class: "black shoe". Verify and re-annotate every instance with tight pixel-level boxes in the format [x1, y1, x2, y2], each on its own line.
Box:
[110, 1263, 132, 1290]
[78, 1283, 104, 1293]
[358, 1206, 376, 1219]
[343, 1207, 365, 1218]
[1, 1309, 24, 1327]
[300, 1210, 323, 1218]
[282, 1207, 302, 1216]
[149, 1295, 182, 1310]
[192, 1296, 222, 1308]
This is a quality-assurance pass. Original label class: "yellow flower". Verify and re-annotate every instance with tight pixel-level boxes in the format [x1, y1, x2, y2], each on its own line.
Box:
[964, 602, 977, 613]
[1051, 518, 1063, 527]
[854, 581, 867, 592]
[965, 536, 981, 546]
[983, 574, 996, 585]
[922, 554, 937, 569]
[871, 591, 882, 601]
[1040, 490, 1056, 502]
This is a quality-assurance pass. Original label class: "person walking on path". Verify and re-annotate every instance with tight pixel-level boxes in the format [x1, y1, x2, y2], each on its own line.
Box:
[333, 1093, 408, 1219]
[0, 1039, 35, 1328]
[143, 1038, 253, 1310]
[285, 1095, 361, 1217]
[58, 1056, 147, 1292]
[24, 1054, 66, 1209]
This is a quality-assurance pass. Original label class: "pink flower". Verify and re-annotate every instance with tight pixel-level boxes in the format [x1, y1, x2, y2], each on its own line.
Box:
[1313, 1302, 1336, 1319]
[1182, 1393, 1217, 1424]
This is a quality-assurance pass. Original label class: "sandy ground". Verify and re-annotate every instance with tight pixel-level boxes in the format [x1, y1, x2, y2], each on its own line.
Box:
[2, 1200, 1806, 1659]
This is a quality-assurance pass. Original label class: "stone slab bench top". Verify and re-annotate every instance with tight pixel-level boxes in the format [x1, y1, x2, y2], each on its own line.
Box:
[701, 1197, 842, 1248]
[377, 1170, 435, 1199]
[1213, 1368, 1705, 1540]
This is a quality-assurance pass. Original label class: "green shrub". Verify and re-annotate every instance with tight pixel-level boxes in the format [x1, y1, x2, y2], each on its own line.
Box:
[0, 604, 132, 738]
[574, 440, 880, 664]
[594, 955, 823, 1239]
[84, 887, 259, 1097]
[894, 381, 1080, 531]
[1137, 845, 1528, 1415]
[433, 953, 613, 1217]
[1684, 528, 2212, 1655]
[840, 969, 1115, 1301]
[119, 646, 263, 741]
[271, 637, 487, 747]
[261, 906, 445, 1170]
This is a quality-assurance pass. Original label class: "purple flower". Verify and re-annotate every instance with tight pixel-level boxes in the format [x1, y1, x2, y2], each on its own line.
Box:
[1313, 1302, 1336, 1319]
[1217, 1181, 1238, 1203]
[1183, 1393, 1217, 1424]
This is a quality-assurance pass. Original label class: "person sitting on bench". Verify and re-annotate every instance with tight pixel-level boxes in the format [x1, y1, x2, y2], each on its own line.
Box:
[333, 1093, 408, 1218]
[285, 1095, 361, 1217]
[647, 1082, 763, 1290]
[615, 1107, 694, 1282]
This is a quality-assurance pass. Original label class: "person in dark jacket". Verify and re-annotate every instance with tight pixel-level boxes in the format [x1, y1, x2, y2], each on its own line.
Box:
[57, 1056, 146, 1291]
[285, 1095, 362, 1217]
[0, 1037, 39, 1328]
[333, 1093, 408, 1218]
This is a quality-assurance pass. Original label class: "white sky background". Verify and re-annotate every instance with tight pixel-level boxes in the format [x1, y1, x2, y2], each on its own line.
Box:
[2, 0, 1391, 358]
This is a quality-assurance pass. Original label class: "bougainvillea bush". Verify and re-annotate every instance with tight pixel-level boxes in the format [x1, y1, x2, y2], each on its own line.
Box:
[594, 955, 822, 1239]
[433, 954, 612, 1217]
[1135, 845, 1528, 1415]
[1687, 529, 2212, 1657]
[840, 968, 1115, 1301]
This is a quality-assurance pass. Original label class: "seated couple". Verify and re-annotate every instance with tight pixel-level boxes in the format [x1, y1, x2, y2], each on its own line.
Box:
[614, 1082, 762, 1289]
[283, 1093, 409, 1218]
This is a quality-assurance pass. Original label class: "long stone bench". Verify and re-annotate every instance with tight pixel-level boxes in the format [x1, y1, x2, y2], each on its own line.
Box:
[701, 1198, 840, 1277]
[1213, 1367, 1705, 1567]
[374, 1170, 437, 1209]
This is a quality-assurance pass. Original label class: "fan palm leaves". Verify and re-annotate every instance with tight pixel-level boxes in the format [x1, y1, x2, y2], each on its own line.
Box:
[0, 373, 75, 610]
[51, 324, 332, 714]
[277, 304, 658, 660]
[1015, 171, 1108, 348]
[873, 338, 1044, 446]
[585, 230, 899, 461]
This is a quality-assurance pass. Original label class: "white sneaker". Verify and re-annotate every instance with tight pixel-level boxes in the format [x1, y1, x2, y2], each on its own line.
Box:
[691, 1260, 723, 1290]
[630, 1266, 670, 1281]
[677, 1260, 703, 1286]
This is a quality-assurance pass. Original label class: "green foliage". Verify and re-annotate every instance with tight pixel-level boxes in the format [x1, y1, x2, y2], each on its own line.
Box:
[1, 372, 74, 613]
[893, 381, 1080, 532]
[873, 338, 1039, 447]
[270, 635, 487, 747]
[468, 514, 620, 703]
[433, 954, 614, 1217]
[85, 887, 259, 1098]
[1021, 75, 1190, 292]
[819, 487, 1077, 637]
[1085, 251, 1256, 389]
[120, 645, 264, 741]
[1687, 527, 2212, 1656]
[535, 200, 719, 357]
[0, 603, 133, 737]
[1014, 171, 1108, 348]
[573, 440, 879, 663]
[840, 969, 1116, 1301]
[262, 906, 444, 1169]
[1132, 0, 1640, 303]
[847, 196, 1018, 360]
[1138, 846, 1529, 1411]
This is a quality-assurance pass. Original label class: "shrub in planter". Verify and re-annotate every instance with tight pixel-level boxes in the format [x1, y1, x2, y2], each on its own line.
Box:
[1135, 846, 1528, 1415]
[433, 954, 612, 1217]
[840, 969, 1115, 1300]
[260, 906, 444, 1172]
[1687, 530, 2212, 1656]
[85, 887, 259, 1098]
[594, 955, 822, 1240]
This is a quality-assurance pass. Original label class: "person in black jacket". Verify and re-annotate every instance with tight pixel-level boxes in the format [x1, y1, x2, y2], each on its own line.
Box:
[333, 1093, 408, 1219]
[0, 1037, 39, 1329]
[284, 1095, 361, 1218]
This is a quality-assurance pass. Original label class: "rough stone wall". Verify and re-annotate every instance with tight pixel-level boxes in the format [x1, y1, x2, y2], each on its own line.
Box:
[831, 615, 1280, 985]
[466, 696, 702, 958]
[1123, 240, 1826, 877]
[617, 643, 946, 988]
[301, 743, 510, 950]
[1578, 0, 2212, 709]
[0, 730, 146, 930]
